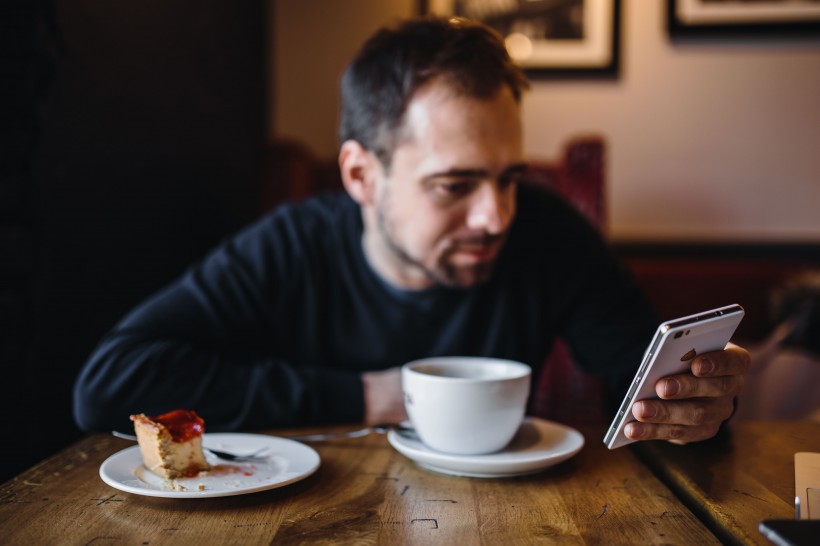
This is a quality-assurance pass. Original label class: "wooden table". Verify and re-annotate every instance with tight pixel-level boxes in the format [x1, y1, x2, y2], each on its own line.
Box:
[0, 422, 720, 545]
[636, 420, 819, 546]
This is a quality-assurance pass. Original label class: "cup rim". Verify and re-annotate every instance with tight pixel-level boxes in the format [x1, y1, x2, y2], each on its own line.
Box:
[402, 356, 531, 383]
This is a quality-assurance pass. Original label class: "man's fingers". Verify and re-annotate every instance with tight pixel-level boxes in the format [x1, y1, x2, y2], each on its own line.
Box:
[656, 373, 745, 399]
[691, 342, 751, 377]
[628, 343, 751, 446]
[632, 398, 734, 426]
[624, 420, 721, 445]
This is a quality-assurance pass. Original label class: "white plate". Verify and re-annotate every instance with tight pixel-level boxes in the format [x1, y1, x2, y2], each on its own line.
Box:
[387, 417, 584, 478]
[99, 433, 320, 498]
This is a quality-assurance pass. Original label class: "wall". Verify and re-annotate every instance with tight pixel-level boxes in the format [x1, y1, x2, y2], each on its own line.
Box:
[271, 0, 820, 242]
[524, 2, 820, 242]
[270, 0, 417, 157]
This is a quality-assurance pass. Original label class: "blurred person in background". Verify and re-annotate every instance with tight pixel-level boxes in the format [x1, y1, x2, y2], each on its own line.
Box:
[737, 271, 820, 421]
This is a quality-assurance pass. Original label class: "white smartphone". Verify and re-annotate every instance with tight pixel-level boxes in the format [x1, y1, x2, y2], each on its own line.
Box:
[604, 304, 745, 449]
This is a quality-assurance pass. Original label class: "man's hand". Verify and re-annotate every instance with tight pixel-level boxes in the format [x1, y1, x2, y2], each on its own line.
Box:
[362, 367, 408, 425]
[625, 342, 751, 444]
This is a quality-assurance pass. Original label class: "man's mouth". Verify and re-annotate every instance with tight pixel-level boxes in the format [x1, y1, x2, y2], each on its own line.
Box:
[451, 240, 503, 262]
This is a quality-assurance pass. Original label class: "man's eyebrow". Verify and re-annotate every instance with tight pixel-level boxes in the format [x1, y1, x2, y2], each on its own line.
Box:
[501, 163, 529, 177]
[422, 163, 529, 181]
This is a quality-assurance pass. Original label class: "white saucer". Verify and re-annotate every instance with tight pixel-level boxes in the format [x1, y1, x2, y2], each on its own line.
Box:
[99, 433, 320, 498]
[387, 417, 584, 478]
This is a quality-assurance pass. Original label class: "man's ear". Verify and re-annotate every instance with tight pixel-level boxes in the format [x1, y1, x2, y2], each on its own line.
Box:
[339, 140, 378, 206]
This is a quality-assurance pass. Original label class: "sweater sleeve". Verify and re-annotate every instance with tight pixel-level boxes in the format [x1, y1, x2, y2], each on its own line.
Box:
[533, 190, 659, 407]
[73, 202, 365, 433]
[559, 245, 658, 409]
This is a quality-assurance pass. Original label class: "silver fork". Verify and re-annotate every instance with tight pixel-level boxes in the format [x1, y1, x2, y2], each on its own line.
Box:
[111, 431, 271, 463]
[285, 423, 417, 442]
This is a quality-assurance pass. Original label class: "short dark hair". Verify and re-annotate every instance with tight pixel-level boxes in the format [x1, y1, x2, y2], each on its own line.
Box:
[339, 17, 529, 165]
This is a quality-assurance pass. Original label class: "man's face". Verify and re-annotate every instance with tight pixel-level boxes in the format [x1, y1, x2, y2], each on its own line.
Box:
[362, 80, 525, 290]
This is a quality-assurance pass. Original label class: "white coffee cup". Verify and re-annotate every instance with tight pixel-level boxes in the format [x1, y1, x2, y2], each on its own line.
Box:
[401, 356, 531, 455]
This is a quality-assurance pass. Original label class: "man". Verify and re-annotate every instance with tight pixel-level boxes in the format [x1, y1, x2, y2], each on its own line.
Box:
[74, 17, 749, 445]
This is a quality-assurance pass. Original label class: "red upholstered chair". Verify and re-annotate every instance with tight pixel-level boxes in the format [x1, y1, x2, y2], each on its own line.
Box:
[523, 136, 608, 424]
[261, 136, 608, 424]
[259, 138, 343, 213]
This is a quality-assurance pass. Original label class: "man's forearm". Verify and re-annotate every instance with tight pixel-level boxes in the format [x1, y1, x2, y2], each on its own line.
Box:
[73, 331, 365, 433]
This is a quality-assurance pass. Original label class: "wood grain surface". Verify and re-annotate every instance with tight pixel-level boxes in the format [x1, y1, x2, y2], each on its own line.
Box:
[636, 420, 820, 546]
[0, 423, 721, 545]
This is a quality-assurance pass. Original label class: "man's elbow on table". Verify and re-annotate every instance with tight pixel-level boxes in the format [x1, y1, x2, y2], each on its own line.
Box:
[72, 347, 136, 433]
[72, 371, 124, 433]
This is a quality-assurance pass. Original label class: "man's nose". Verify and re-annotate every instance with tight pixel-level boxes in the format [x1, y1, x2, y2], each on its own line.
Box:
[465, 181, 514, 234]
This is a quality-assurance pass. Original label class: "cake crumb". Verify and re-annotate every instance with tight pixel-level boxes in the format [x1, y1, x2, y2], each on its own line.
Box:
[163, 480, 189, 492]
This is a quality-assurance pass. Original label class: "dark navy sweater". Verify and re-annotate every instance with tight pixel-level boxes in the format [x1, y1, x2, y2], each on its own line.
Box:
[73, 184, 656, 433]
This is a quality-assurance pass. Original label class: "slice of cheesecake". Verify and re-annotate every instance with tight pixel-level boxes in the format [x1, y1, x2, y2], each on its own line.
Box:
[130, 409, 211, 479]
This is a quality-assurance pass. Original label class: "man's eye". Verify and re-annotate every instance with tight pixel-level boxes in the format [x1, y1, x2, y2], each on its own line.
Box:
[498, 172, 524, 189]
[436, 180, 474, 196]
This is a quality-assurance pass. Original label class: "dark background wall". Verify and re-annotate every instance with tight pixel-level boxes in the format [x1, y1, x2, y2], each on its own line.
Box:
[1, 0, 266, 482]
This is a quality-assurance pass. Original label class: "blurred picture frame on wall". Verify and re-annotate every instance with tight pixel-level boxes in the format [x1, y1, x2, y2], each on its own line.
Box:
[668, 0, 820, 38]
[422, 0, 621, 78]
